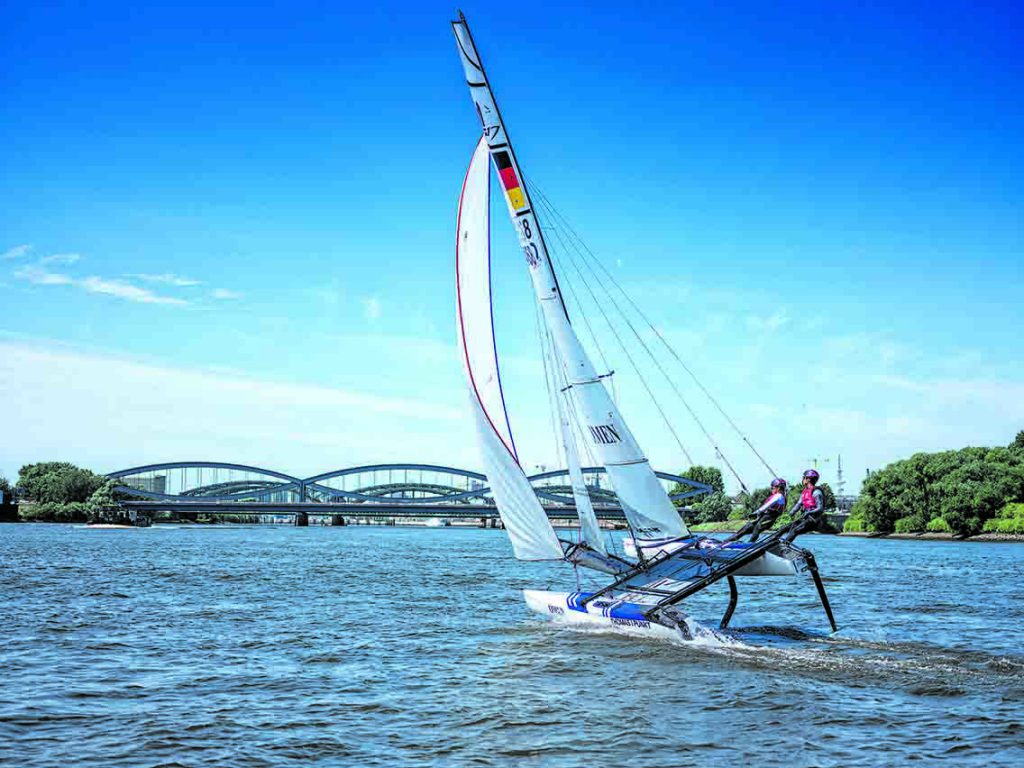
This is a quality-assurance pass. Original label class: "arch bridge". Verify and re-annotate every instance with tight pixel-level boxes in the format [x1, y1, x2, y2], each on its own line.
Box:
[108, 461, 712, 518]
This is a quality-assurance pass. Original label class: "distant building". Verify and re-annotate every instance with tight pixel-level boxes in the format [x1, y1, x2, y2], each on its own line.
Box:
[127, 474, 167, 495]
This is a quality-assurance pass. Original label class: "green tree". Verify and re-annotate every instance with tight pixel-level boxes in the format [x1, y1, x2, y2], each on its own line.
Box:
[851, 444, 1024, 536]
[17, 462, 105, 504]
[673, 465, 724, 495]
[0, 474, 12, 511]
[687, 491, 733, 524]
[669, 465, 730, 524]
[87, 480, 123, 522]
[1012, 430, 1024, 452]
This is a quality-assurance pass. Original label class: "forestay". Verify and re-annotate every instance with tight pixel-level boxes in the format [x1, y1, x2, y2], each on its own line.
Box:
[456, 137, 564, 561]
[451, 16, 689, 544]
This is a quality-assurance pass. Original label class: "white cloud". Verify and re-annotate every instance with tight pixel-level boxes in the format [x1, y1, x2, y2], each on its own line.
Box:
[2, 244, 32, 260]
[14, 264, 74, 286]
[79, 276, 188, 305]
[39, 253, 81, 266]
[0, 339, 470, 479]
[131, 273, 202, 287]
[362, 295, 382, 321]
[210, 288, 243, 300]
[14, 265, 187, 305]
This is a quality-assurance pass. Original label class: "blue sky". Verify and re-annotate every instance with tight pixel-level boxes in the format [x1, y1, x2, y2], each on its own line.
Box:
[2, 1, 1021, 491]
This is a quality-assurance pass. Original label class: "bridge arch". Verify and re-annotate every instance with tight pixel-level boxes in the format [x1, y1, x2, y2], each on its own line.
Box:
[108, 462, 712, 507]
[110, 461, 303, 503]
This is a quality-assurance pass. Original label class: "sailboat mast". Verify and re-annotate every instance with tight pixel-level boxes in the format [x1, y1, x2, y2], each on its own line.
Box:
[451, 14, 690, 545]
[452, 13, 568, 320]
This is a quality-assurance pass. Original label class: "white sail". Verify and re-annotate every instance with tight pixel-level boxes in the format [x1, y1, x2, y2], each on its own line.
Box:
[549, 348, 606, 555]
[452, 16, 689, 544]
[457, 137, 564, 561]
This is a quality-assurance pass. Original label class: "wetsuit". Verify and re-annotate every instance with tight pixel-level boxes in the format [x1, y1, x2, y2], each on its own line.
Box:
[783, 485, 824, 542]
[747, 490, 787, 541]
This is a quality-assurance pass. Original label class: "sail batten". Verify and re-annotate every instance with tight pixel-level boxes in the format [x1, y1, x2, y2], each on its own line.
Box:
[456, 137, 564, 562]
[452, 16, 689, 544]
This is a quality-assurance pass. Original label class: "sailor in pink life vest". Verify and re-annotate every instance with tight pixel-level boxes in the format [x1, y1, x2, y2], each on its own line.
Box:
[744, 477, 788, 541]
[782, 469, 825, 542]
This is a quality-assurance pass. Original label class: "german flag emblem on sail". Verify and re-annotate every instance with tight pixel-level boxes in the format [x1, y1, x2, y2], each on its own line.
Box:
[493, 150, 527, 211]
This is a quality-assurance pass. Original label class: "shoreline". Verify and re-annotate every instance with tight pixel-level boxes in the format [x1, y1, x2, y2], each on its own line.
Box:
[4, 520, 1023, 542]
[838, 531, 1024, 543]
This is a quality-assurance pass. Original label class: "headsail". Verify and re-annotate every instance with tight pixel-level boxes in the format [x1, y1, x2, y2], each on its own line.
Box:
[550, 350, 607, 555]
[457, 137, 564, 561]
[452, 14, 689, 544]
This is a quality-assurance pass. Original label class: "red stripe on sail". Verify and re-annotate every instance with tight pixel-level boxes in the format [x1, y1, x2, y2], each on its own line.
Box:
[499, 166, 519, 191]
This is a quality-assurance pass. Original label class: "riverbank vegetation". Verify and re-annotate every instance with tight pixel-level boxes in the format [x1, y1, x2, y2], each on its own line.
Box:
[845, 431, 1024, 537]
[14, 462, 124, 523]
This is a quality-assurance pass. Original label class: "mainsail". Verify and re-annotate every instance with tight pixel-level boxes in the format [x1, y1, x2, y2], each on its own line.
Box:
[456, 137, 564, 561]
[452, 15, 689, 544]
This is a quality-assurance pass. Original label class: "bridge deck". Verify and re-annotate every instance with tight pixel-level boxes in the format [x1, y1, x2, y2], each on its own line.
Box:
[121, 500, 629, 520]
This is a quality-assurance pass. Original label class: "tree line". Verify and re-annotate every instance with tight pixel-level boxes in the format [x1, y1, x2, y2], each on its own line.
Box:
[845, 430, 1024, 536]
[2, 462, 122, 522]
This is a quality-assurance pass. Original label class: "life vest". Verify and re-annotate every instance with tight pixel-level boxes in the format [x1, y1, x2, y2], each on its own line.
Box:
[801, 486, 817, 510]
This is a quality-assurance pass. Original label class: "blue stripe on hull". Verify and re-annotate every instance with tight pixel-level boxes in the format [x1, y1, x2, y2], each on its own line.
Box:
[563, 591, 648, 622]
[565, 591, 593, 613]
[608, 602, 648, 622]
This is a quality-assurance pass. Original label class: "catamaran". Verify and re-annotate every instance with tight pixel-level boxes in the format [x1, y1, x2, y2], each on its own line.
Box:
[451, 12, 837, 640]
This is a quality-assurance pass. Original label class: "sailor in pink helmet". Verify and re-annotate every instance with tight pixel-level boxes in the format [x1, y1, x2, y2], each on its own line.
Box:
[741, 477, 788, 541]
[783, 469, 825, 542]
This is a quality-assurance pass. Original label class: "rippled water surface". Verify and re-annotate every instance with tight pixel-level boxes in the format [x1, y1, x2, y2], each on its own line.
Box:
[1, 523, 1022, 767]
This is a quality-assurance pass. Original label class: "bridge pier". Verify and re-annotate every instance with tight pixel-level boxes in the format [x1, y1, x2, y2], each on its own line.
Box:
[294, 511, 309, 527]
[331, 514, 346, 526]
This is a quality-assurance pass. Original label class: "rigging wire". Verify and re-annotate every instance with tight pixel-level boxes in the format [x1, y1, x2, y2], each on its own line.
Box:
[540, 199, 698, 469]
[531, 183, 778, 481]
[532, 185, 769, 493]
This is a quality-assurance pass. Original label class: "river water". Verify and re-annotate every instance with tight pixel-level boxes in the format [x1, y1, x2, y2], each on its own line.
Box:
[1, 523, 1022, 767]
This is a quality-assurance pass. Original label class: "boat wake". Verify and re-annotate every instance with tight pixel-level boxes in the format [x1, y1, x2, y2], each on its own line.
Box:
[540, 615, 1024, 696]
[540, 613, 748, 650]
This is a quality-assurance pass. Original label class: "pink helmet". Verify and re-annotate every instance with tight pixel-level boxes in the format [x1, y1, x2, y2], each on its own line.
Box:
[770, 477, 787, 491]
[803, 469, 820, 483]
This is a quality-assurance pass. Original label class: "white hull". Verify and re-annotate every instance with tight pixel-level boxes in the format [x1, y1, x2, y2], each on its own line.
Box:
[523, 589, 686, 641]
